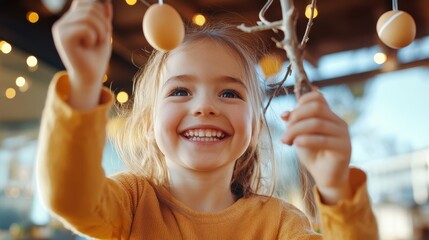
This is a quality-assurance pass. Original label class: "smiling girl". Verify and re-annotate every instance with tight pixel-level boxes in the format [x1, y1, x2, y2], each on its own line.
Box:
[36, 0, 378, 239]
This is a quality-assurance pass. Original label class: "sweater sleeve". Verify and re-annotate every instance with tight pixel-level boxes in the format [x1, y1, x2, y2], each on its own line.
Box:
[36, 73, 133, 238]
[315, 168, 379, 240]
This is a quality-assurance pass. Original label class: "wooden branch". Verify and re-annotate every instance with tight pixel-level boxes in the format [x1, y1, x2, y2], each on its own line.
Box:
[280, 0, 312, 98]
[237, 21, 282, 33]
[239, 0, 319, 221]
[238, 0, 317, 99]
[300, 0, 317, 48]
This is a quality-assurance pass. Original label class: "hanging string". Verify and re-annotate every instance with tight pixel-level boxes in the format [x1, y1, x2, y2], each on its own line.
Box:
[392, 0, 398, 11]
[139, 0, 151, 7]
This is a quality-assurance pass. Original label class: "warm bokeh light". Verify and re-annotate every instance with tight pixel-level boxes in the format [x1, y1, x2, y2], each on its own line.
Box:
[26, 56, 38, 67]
[0, 40, 12, 54]
[27, 11, 39, 23]
[305, 4, 318, 19]
[5, 88, 17, 99]
[116, 91, 129, 104]
[125, 0, 137, 6]
[19, 81, 30, 92]
[259, 54, 283, 77]
[374, 52, 387, 64]
[192, 14, 206, 26]
[16, 77, 26, 87]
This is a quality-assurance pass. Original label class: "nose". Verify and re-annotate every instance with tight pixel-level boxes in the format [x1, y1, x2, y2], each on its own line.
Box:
[192, 95, 219, 117]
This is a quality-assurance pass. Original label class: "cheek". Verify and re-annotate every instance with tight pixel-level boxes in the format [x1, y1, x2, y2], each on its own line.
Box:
[246, 106, 255, 129]
[153, 106, 168, 148]
[234, 105, 254, 136]
[153, 104, 180, 144]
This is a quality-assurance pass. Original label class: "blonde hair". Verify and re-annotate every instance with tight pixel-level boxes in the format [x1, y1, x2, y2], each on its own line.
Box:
[111, 21, 274, 198]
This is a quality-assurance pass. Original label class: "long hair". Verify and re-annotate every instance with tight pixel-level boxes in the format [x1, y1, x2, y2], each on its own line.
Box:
[110, 20, 274, 198]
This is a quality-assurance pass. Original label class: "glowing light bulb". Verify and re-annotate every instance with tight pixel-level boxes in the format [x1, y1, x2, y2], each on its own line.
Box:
[27, 12, 39, 23]
[126, 0, 137, 5]
[27, 56, 38, 67]
[16, 77, 26, 87]
[192, 14, 206, 26]
[305, 4, 318, 19]
[0, 41, 12, 54]
[116, 91, 129, 103]
[5, 88, 16, 99]
[374, 52, 387, 65]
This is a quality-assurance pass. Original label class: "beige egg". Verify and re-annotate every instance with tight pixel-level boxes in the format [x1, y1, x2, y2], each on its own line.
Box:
[376, 10, 416, 49]
[142, 4, 185, 51]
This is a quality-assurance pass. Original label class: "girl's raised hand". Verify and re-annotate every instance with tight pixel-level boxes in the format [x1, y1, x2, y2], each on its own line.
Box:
[281, 91, 352, 204]
[52, 0, 113, 110]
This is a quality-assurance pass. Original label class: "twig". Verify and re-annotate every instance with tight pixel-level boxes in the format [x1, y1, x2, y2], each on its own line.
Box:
[259, 0, 275, 25]
[300, 1, 316, 49]
[280, 0, 313, 98]
[237, 21, 282, 33]
[263, 64, 292, 113]
[238, 0, 317, 99]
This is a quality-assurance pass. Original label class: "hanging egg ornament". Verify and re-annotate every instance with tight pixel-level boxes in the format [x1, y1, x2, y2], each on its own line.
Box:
[142, 3, 185, 51]
[376, 10, 416, 49]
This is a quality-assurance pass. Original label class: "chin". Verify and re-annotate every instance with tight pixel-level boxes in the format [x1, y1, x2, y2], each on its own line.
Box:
[183, 159, 235, 172]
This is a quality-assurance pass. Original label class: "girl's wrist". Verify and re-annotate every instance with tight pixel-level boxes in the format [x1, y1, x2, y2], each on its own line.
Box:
[316, 174, 353, 205]
[67, 75, 103, 111]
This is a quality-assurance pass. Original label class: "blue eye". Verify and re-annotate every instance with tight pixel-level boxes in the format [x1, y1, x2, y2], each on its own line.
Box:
[169, 88, 190, 97]
[220, 89, 241, 99]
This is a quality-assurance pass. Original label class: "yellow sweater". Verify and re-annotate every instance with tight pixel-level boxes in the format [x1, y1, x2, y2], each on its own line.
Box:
[36, 73, 378, 240]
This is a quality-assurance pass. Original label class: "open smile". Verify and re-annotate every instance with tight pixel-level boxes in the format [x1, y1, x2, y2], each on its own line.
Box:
[181, 128, 227, 142]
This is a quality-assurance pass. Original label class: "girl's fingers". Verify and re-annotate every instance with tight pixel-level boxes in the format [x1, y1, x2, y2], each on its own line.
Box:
[293, 134, 348, 152]
[281, 118, 346, 145]
[280, 111, 290, 120]
[285, 91, 340, 125]
[59, 4, 111, 46]
[296, 90, 327, 108]
[287, 101, 339, 126]
[56, 21, 96, 49]
[71, 0, 103, 10]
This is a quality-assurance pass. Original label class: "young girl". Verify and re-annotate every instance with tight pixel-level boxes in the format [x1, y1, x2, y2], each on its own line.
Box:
[36, 0, 378, 239]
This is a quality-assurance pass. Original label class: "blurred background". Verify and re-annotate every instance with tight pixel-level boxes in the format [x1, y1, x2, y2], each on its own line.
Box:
[1, 0, 429, 239]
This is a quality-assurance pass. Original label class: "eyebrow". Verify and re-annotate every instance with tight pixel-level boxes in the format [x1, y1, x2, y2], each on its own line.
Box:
[163, 75, 248, 90]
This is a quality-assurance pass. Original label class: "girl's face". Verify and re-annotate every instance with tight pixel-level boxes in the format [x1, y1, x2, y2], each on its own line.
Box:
[154, 39, 254, 173]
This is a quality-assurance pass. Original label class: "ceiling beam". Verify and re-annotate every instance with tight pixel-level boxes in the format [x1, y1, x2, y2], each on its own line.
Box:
[266, 57, 429, 97]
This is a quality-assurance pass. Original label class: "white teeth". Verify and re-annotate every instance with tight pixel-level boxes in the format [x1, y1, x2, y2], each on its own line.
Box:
[183, 129, 225, 139]
[190, 137, 218, 141]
